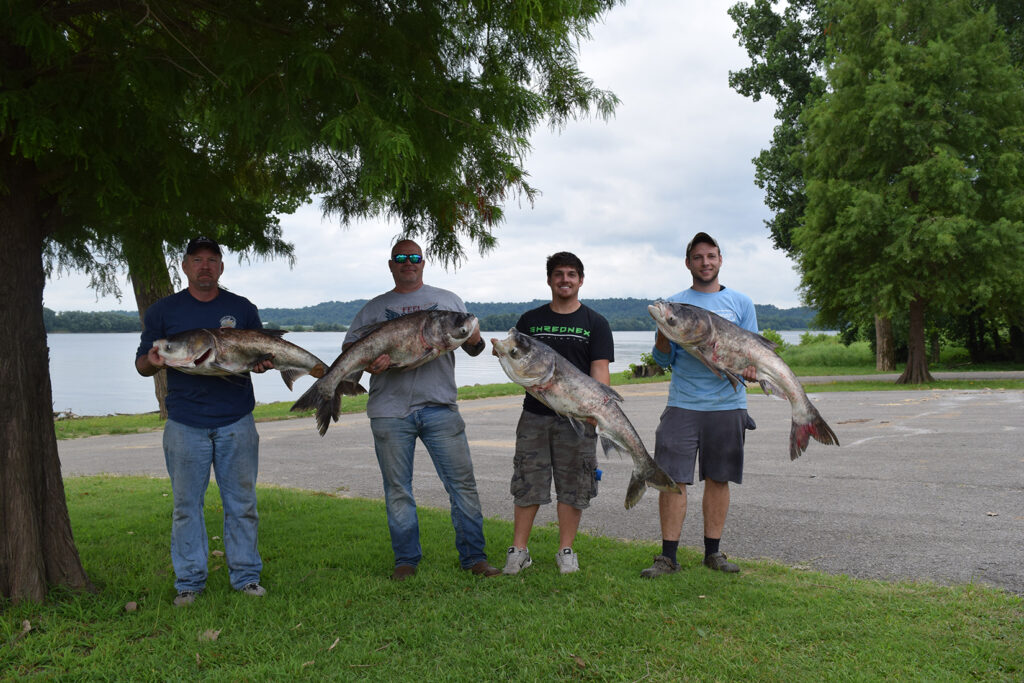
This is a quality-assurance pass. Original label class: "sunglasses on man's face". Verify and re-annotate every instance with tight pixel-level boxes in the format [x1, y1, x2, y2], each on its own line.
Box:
[391, 254, 423, 264]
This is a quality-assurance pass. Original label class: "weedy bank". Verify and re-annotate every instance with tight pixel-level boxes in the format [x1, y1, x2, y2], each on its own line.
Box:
[2, 477, 1021, 680]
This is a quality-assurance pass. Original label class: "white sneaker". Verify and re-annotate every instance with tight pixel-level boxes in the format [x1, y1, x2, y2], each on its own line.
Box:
[556, 547, 579, 574]
[502, 546, 532, 575]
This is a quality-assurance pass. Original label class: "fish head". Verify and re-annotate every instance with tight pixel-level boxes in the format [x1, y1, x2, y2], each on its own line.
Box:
[648, 301, 711, 345]
[425, 311, 479, 350]
[489, 328, 555, 385]
[153, 329, 216, 368]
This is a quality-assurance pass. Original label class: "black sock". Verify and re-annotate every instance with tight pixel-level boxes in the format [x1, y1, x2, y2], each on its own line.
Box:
[661, 540, 679, 564]
[704, 537, 720, 557]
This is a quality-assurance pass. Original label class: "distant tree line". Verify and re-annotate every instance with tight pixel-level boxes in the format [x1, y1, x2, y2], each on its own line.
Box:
[47, 299, 820, 333]
[44, 308, 140, 333]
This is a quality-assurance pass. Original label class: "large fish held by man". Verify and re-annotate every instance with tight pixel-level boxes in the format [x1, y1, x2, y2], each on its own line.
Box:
[291, 310, 479, 436]
[490, 328, 681, 510]
[647, 300, 839, 460]
[153, 328, 327, 390]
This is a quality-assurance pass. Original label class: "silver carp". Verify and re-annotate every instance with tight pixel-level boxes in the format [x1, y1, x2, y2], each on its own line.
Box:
[153, 328, 327, 390]
[490, 328, 681, 509]
[291, 310, 479, 435]
[647, 300, 839, 460]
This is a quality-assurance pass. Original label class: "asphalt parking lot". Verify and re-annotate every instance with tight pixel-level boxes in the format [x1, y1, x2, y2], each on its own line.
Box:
[58, 382, 1024, 594]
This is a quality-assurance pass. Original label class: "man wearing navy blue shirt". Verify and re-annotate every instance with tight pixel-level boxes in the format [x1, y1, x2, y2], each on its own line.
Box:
[136, 236, 273, 606]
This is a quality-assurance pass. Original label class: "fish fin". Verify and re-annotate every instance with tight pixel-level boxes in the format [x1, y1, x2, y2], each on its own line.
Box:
[685, 348, 733, 386]
[599, 384, 624, 403]
[724, 371, 745, 391]
[758, 379, 780, 396]
[279, 369, 301, 391]
[260, 329, 288, 338]
[338, 380, 367, 396]
[599, 435, 624, 458]
[789, 411, 840, 460]
[566, 416, 588, 438]
[338, 371, 366, 395]
[624, 473, 647, 509]
[751, 332, 777, 352]
[394, 350, 436, 370]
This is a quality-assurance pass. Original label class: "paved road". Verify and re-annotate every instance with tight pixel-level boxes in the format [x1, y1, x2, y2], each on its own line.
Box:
[59, 381, 1024, 594]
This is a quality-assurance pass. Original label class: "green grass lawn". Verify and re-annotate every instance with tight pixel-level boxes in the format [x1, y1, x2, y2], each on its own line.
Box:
[3, 476, 1021, 680]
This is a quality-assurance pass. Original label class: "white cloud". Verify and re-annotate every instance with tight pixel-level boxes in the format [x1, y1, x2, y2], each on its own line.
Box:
[42, 1, 803, 315]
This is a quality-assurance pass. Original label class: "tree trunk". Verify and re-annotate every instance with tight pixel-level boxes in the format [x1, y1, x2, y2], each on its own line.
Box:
[928, 329, 940, 364]
[874, 315, 895, 371]
[124, 239, 174, 419]
[896, 296, 935, 384]
[1009, 323, 1024, 363]
[0, 161, 92, 602]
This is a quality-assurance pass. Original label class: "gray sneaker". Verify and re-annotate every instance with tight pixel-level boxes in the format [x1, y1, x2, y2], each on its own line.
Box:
[703, 552, 740, 573]
[640, 554, 680, 578]
[502, 546, 532, 575]
[173, 590, 200, 606]
[240, 582, 267, 596]
[556, 547, 579, 574]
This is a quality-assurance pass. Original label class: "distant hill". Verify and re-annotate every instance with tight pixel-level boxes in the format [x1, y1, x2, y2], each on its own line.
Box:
[45, 299, 820, 333]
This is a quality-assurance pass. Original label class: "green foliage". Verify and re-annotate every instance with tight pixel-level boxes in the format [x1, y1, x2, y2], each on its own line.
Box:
[728, 0, 828, 254]
[759, 328, 788, 350]
[796, 0, 1024, 338]
[43, 309, 138, 333]
[4, 476, 1020, 680]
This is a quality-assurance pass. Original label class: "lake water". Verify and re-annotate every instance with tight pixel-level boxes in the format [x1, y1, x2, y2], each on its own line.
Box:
[48, 330, 809, 416]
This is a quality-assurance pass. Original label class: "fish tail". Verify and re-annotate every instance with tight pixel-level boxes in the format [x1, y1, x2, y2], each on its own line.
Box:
[789, 410, 840, 460]
[646, 466, 682, 495]
[624, 462, 681, 509]
[291, 381, 336, 436]
[624, 473, 648, 510]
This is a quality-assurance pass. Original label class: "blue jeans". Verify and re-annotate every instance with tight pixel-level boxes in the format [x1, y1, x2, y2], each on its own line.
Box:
[163, 414, 262, 592]
[370, 405, 488, 569]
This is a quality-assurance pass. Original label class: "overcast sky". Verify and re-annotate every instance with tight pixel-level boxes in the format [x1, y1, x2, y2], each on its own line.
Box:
[43, 2, 803, 314]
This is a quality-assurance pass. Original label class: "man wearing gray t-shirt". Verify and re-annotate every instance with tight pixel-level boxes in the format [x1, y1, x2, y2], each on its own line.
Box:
[343, 239, 499, 580]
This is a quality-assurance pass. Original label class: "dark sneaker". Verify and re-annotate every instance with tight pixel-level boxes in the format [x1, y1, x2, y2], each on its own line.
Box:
[703, 552, 740, 573]
[639, 554, 680, 578]
[173, 590, 200, 606]
[391, 565, 417, 581]
[240, 582, 267, 596]
[467, 560, 501, 577]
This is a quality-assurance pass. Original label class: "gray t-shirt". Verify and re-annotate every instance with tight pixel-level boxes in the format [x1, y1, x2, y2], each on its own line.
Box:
[343, 284, 468, 419]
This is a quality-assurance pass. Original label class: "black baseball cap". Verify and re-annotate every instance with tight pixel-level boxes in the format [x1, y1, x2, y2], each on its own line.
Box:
[685, 232, 719, 258]
[185, 236, 221, 255]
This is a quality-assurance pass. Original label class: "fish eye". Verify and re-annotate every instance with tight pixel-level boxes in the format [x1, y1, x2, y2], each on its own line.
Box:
[509, 348, 518, 357]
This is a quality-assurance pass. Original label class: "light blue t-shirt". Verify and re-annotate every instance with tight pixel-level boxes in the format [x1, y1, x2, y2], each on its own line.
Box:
[651, 286, 758, 411]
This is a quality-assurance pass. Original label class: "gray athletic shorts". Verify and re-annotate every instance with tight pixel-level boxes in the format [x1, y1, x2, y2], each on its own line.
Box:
[653, 406, 755, 485]
[510, 411, 599, 509]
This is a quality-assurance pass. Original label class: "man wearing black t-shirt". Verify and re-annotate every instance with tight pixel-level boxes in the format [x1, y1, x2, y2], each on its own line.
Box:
[501, 252, 614, 575]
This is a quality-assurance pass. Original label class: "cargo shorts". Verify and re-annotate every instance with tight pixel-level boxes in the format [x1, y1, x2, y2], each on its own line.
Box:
[510, 410, 599, 509]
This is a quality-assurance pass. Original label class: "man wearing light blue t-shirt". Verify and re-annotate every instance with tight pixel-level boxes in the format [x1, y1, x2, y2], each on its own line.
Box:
[640, 232, 758, 578]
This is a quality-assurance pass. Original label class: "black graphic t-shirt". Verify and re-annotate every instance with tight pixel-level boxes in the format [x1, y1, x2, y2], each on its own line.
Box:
[516, 303, 614, 416]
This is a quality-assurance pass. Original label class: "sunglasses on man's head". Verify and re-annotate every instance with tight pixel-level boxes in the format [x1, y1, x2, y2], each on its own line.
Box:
[391, 254, 423, 264]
